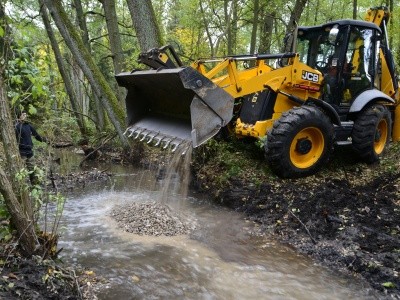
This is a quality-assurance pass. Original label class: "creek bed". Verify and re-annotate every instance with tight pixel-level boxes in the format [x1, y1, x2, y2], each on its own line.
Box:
[55, 162, 379, 299]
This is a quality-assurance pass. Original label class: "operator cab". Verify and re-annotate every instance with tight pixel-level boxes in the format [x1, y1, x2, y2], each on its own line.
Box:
[296, 20, 382, 117]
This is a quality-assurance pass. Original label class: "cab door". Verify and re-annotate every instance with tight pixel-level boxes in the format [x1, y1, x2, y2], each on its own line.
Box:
[341, 26, 378, 104]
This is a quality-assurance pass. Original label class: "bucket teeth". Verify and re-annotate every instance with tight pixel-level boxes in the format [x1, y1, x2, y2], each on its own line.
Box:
[163, 139, 171, 149]
[147, 132, 158, 144]
[127, 129, 135, 138]
[126, 125, 189, 153]
[154, 136, 162, 147]
[171, 141, 181, 152]
[135, 129, 144, 139]
[139, 131, 149, 142]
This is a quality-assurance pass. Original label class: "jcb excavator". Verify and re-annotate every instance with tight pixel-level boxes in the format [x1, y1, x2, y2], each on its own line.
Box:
[116, 7, 400, 178]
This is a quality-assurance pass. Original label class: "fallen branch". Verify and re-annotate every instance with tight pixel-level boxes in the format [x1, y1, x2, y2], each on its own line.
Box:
[52, 142, 73, 148]
[289, 210, 317, 244]
[361, 226, 400, 245]
[79, 133, 117, 167]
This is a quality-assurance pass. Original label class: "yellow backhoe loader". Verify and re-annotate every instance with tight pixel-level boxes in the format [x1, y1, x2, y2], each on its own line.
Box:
[116, 6, 400, 178]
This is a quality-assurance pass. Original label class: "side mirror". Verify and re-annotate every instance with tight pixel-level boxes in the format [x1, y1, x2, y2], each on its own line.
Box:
[328, 25, 339, 44]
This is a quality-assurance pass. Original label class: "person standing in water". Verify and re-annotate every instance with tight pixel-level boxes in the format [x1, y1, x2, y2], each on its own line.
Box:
[15, 110, 45, 184]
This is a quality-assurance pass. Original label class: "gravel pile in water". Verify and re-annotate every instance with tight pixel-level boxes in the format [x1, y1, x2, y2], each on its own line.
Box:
[111, 201, 195, 236]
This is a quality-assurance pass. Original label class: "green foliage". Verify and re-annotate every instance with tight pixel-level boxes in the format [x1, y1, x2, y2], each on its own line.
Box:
[30, 166, 46, 210]
[40, 111, 83, 144]
[7, 46, 49, 114]
[0, 195, 12, 242]
[39, 189, 66, 237]
[15, 167, 30, 183]
[195, 138, 272, 186]
[123, 47, 143, 71]
[149, 0, 400, 68]
[12, 160, 66, 237]
[0, 227, 12, 242]
[377, 143, 400, 174]
[382, 282, 396, 289]
[255, 136, 266, 150]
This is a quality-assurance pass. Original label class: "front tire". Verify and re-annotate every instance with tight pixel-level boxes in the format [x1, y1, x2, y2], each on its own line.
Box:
[352, 104, 391, 163]
[265, 106, 334, 178]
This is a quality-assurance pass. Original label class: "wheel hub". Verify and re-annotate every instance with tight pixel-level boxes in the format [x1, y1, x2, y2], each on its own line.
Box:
[296, 138, 312, 154]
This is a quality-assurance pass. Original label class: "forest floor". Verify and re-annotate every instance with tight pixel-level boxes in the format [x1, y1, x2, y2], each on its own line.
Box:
[0, 139, 399, 299]
[0, 251, 101, 299]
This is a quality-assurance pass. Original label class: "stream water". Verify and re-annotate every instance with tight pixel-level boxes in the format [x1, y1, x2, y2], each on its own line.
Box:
[55, 150, 378, 299]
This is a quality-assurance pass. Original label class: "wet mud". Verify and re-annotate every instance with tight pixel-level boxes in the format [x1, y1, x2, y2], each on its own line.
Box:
[193, 142, 400, 299]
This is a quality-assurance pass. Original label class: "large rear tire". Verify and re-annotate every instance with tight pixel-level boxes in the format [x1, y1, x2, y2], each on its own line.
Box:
[352, 104, 391, 163]
[265, 106, 334, 178]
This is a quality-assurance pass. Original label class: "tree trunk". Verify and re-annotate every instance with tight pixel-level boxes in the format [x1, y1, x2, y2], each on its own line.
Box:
[0, 2, 33, 221]
[250, 0, 260, 55]
[224, 0, 232, 55]
[101, 0, 126, 105]
[67, 52, 93, 129]
[126, 0, 163, 51]
[313, 0, 320, 25]
[199, 0, 215, 56]
[74, 0, 109, 131]
[388, 0, 393, 48]
[0, 7, 38, 254]
[282, 0, 308, 53]
[231, 1, 238, 54]
[39, 0, 88, 138]
[47, 44, 57, 110]
[0, 103, 36, 246]
[43, 0, 129, 148]
[0, 166, 38, 256]
[73, 0, 89, 48]
[258, 4, 275, 54]
[353, 0, 357, 20]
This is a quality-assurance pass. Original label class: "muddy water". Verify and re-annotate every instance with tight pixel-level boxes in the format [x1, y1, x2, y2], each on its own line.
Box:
[56, 151, 377, 299]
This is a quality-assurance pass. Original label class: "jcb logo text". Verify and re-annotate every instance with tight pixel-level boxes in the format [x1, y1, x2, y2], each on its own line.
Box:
[302, 71, 319, 83]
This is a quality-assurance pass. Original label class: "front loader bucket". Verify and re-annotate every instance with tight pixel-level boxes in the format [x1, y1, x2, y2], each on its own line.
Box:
[115, 67, 234, 149]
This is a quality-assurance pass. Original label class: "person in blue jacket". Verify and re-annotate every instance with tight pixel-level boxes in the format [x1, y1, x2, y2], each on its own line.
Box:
[15, 111, 45, 184]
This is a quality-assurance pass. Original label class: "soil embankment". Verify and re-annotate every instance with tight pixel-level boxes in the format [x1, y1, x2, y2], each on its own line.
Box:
[192, 141, 400, 299]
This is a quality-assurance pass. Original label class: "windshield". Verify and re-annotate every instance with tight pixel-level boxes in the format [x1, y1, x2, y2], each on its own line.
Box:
[297, 25, 345, 72]
[296, 24, 377, 104]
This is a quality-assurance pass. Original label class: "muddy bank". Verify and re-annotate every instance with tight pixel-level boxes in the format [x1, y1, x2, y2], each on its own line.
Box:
[0, 249, 99, 299]
[192, 141, 400, 299]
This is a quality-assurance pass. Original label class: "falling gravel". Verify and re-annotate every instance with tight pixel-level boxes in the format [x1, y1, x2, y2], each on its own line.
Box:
[111, 201, 195, 236]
